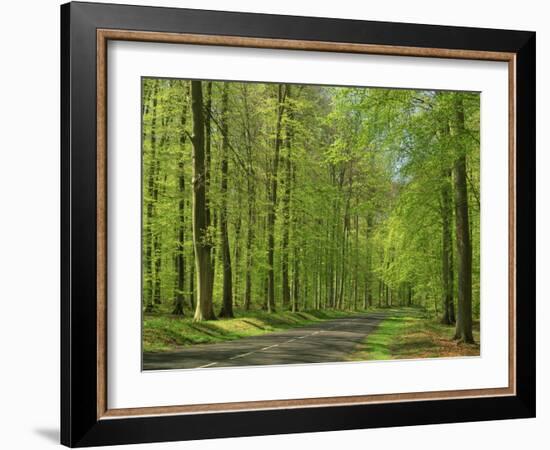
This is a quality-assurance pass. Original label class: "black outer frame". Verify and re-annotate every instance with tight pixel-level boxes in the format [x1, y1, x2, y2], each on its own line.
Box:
[61, 1, 535, 447]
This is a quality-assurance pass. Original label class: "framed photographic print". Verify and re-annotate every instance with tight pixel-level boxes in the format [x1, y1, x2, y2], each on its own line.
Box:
[61, 1, 535, 447]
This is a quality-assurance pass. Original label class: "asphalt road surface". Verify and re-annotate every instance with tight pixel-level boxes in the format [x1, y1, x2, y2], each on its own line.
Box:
[143, 313, 386, 370]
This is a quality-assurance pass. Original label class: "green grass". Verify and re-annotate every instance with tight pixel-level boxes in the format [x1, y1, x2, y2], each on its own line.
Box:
[348, 307, 480, 361]
[143, 307, 369, 353]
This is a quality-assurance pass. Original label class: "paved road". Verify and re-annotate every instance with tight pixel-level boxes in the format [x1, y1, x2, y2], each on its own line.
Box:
[143, 313, 386, 370]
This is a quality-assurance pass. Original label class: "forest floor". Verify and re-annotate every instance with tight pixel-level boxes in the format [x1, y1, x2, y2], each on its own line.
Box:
[143, 306, 373, 353]
[347, 307, 480, 361]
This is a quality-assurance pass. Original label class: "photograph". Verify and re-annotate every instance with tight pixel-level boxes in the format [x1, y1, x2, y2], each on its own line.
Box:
[141, 78, 481, 371]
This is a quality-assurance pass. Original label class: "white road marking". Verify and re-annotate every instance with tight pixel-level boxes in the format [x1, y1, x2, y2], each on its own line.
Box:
[261, 344, 279, 351]
[197, 362, 218, 368]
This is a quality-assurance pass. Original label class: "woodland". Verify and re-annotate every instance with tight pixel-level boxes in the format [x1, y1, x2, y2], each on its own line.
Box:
[142, 77, 480, 346]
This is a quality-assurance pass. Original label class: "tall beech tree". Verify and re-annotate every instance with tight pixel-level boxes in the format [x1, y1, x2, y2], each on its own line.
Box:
[440, 169, 455, 325]
[218, 83, 234, 318]
[452, 94, 474, 343]
[242, 84, 256, 311]
[281, 86, 293, 309]
[143, 81, 158, 313]
[190, 80, 215, 321]
[173, 82, 189, 315]
[204, 82, 216, 303]
[266, 85, 287, 313]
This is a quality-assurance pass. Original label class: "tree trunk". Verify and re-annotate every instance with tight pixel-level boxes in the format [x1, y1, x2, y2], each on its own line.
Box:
[338, 210, 349, 309]
[448, 245, 456, 323]
[189, 246, 195, 310]
[440, 169, 455, 324]
[266, 84, 287, 312]
[364, 214, 373, 309]
[152, 233, 161, 306]
[452, 95, 474, 343]
[152, 139, 166, 306]
[204, 82, 216, 303]
[218, 83, 234, 318]
[144, 83, 158, 313]
[353, 214, 359, 310]
[244, 177, 254, 310]
[292, 245, 300, 312]
[173, 82, 189, 315]
[150, 103, 171, 307]
[191, 80, 215, 321]
[234, 205, 242, 308]
[173, 187, 186, 315]
[243, 86, 255, 311]
[281, 87, 293, 309]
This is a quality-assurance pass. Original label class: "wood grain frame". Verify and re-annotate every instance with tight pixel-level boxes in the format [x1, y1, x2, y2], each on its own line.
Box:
[62, 2, 535, 446]
[96, 29, 516, 419]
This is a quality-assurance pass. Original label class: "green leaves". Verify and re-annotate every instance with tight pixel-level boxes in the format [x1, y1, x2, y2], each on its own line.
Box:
[141, 77, 479, 317]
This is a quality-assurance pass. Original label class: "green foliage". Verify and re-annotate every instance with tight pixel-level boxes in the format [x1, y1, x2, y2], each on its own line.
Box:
[141, 78, 480, 325]
[348, 308, 480, 361]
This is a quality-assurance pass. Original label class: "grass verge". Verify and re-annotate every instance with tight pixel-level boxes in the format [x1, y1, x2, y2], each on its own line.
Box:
[348, 307, 480, 361]
[143, 307, 367, 353]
